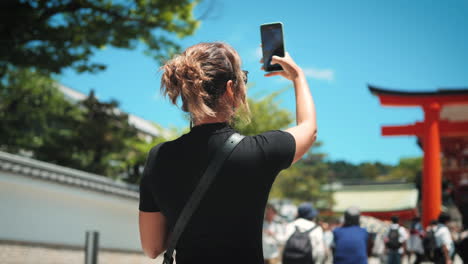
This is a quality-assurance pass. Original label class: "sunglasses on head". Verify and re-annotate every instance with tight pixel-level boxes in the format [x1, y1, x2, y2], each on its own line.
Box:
[242, 70, 249, 84]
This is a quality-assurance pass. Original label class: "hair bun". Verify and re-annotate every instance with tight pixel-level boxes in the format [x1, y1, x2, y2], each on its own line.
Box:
[160, 42, 249, 123]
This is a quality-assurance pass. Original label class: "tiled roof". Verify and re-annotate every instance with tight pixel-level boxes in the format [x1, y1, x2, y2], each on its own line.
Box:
[368, 85, 468, 97]
[0, 151, 139, 200]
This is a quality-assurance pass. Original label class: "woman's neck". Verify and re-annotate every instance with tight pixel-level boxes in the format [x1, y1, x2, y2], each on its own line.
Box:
[193, 116, 229, 126]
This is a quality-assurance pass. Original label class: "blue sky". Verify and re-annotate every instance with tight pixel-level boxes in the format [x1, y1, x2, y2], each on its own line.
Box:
[59, 0, 468, 165]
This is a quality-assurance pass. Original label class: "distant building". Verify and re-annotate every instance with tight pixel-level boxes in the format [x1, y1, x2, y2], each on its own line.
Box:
[329, 182, 419, 222]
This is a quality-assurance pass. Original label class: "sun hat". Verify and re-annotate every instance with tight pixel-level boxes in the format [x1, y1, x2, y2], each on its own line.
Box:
[297, 202, 318, 220]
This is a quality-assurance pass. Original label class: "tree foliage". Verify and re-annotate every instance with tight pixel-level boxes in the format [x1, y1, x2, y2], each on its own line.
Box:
[326, 158, 421, 183]
[0, 68, 145, 178]
[0, 0, 199, 76]
[65, 91, 139, 176]
[386, 157, 422, 182]
[0, 68, 78, 153]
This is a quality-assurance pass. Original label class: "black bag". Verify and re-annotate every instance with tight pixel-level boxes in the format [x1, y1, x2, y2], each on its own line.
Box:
[423, 227, 442, 261]
[282, 225, 318, 264]
[386, 227, 401, 250]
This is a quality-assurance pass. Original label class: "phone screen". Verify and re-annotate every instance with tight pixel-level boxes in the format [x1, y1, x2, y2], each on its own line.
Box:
[261, 23, 284, 72]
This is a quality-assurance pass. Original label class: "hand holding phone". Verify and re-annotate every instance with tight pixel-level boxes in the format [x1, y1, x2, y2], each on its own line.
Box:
[264, 53, 303, 81]
[260, 22, 285, 72]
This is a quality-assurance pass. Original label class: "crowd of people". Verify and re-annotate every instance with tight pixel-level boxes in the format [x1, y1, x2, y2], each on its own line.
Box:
[262, 203, 468, 264]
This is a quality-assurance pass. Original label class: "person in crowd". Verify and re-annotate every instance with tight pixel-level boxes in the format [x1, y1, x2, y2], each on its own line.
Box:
[453, 174, 468, 263]
[453, 174, 468, 230]
[384, 215, 408, 264]
[283, 202, 325, 264]
[372, 227, 388, 264]
[332, 207, 369, 264]
[455, 229, 468, 263]
[263, 203, 286, 264]
[424, 220, 441, 262]
[433, 213, 455, 264]
[138, 42, 317, 264]
[407, 217, 424, 264]
[321, 221, 334, 263]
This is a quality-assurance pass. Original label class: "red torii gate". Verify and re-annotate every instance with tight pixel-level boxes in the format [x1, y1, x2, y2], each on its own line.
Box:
[369, 85, 468, 227]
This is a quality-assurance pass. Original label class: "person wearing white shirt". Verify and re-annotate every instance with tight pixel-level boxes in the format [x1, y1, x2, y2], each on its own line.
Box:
[263, 203, 286, 264]
[384, 216, 409, 264]
[407, 217, 424, 264]
[321, 222, 334, 263]
[433, 213, 455, 264]
[284, 203, 325, 264]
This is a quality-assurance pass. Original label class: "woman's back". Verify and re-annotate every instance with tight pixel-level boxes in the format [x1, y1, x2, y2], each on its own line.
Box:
[139, 122, 295, 264]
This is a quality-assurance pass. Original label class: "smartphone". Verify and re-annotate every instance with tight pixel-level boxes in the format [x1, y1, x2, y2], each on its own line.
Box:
[260, 22, 285, 72]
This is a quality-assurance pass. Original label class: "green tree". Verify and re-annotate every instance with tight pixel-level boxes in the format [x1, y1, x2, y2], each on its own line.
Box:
[326, 160, 393, 183]
[0, 67, 166, 179]
[358, 162, 381, 180]
[327, 160, 361, 181]
[68, 91, 139, 176]
[0, 68, 77, 153]
[0, 0, 199, 76]
[386, 157, 422, 182]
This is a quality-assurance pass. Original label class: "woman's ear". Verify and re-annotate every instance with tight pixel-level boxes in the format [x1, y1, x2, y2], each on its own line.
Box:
[225, 80, 236, 106]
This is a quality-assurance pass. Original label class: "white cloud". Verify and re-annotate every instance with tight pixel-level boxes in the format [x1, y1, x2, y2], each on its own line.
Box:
[243, 46, 262, 63]
[303, 68, 335, 81]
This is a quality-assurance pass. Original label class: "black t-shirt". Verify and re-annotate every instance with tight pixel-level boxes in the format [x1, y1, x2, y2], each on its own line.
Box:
[139, 122, 295, 264]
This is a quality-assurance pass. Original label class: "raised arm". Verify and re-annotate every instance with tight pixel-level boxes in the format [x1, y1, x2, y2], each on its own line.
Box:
[265, 53, 317, 164]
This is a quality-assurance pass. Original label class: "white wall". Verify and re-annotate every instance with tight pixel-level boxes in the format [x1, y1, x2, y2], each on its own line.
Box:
[0, 171, 142, 251]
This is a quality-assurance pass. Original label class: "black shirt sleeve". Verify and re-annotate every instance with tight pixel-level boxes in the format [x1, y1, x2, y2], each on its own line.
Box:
[256, 130, 296, 171]
[138, 144, 162, 212]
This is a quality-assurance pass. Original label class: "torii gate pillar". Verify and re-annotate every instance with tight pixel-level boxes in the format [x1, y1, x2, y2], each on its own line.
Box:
[422, 102, 442, 227]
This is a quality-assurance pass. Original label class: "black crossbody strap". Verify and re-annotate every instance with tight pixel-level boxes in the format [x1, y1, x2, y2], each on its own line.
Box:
[163, 132, 245, 264]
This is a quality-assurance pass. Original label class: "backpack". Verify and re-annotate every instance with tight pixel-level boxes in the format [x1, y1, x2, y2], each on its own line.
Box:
[423, 226, 441, 261]
[282, 225, 318, 264]
[386, 227, 401, 250]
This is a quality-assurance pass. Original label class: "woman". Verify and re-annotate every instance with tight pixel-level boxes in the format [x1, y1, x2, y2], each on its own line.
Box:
[139, 42, 317, 264]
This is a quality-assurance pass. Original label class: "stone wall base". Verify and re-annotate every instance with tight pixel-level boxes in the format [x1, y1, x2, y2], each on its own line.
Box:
[0, 240, 161, 264]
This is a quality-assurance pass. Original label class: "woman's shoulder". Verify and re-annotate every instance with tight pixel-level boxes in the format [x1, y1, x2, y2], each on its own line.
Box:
[246, 129, 295, 145]
[240, 130, 296, 170]
[146, 134, 187, 160]
[250, 129, 293, 137]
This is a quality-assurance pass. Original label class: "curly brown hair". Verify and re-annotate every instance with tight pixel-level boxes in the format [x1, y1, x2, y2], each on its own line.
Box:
[160, 42, 249, 123]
